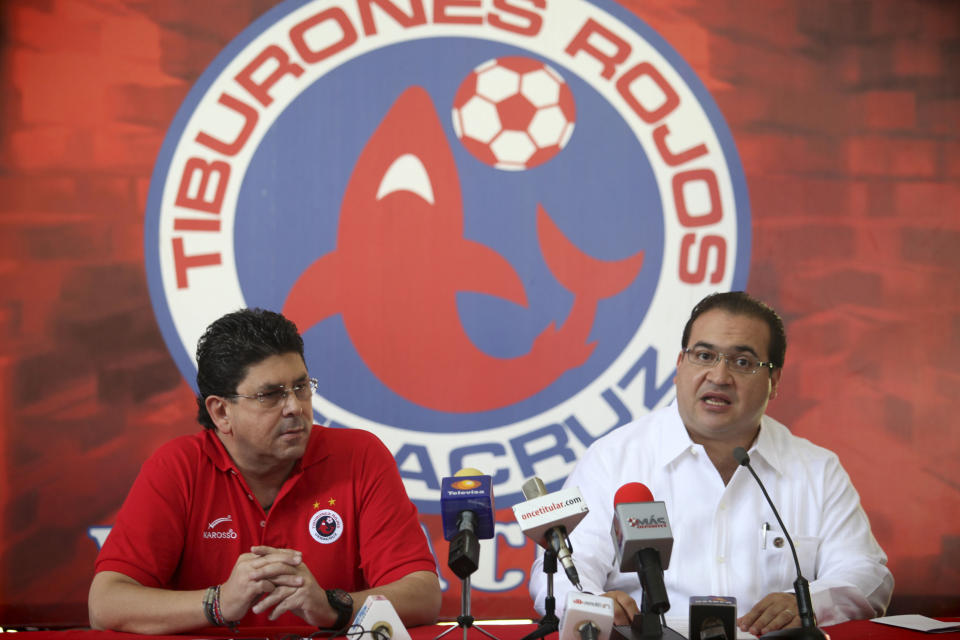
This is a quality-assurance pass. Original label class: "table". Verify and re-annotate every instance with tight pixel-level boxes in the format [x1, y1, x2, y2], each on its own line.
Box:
[4, 620, 958, 640]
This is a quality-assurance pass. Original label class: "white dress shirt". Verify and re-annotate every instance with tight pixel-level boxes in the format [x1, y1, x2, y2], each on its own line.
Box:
[529, 402, 893, 626]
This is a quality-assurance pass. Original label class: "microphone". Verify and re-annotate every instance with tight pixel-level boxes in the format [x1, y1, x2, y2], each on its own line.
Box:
[609, 483, 684, 640]
[511, 476, 587, 589]
[689, 596, 737, 640]
[440, 468, 494, 579]
[559, 592, 615, 640]
[352, 595, 411, 640]
[611, 482, 673, 615]
[733, 447, 827, 640]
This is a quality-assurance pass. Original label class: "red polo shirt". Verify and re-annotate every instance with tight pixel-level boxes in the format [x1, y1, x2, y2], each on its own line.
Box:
[95, 426, 437, 626]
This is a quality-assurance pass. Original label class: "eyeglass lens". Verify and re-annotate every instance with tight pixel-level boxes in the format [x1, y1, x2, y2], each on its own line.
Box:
[687, 348, 760, 373]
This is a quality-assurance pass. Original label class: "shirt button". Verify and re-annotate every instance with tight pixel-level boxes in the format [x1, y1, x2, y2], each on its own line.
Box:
[719, 503, 727, 511]
[247, 494, 254, 501]
[718, 556, 726, 564]
[260, 520, 266, 528]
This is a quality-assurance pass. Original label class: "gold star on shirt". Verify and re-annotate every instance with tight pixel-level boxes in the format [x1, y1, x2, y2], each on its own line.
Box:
[313, 501, 320, 509]
[328, 497, 336, 506]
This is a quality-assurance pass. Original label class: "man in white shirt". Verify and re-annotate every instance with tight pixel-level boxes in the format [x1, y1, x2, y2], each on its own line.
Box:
[528, 292, 892, 636]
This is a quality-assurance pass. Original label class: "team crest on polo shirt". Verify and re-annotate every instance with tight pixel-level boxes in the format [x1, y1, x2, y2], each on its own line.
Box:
[309, 509, 344, 544]
[144, 0, 750, 512]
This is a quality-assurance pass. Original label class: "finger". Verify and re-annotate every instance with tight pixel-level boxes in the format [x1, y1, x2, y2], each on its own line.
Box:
[760, 608, 797, 634]
[251, 585, 295, 615]
[737, 603, 763, 630]
[250, 545, 280, 554]
[264, 574, 306, 589]
[249, 560, 305, 581]
[249, 548, 302, 563]
[619, 595, 640, 621]
[248, 554, 303, 572]
[251, 545, 300, 557]
[267, 595, 297, 621]
[263, 587, 307, 622]
[611, 601, 630, 626]
[751, 606, 784, 635]
[602, 591, 638, 626]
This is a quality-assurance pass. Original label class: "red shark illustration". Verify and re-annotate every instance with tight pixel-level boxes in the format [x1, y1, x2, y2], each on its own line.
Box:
[284, 87, 643, 413]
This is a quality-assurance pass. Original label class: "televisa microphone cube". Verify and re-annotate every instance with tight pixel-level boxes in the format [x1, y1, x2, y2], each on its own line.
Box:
[440, 472, 494, 540]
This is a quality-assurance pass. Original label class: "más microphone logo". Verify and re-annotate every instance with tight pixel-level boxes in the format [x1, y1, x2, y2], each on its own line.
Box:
[145, 0, 749, 513]
[627, 516, 667, 529]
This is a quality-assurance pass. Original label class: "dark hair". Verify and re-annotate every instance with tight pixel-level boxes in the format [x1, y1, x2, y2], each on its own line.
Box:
[680, 291, 786, 369]
[195, 308, 305, 429]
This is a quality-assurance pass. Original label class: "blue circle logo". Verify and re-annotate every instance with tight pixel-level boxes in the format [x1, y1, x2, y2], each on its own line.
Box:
[145, 0, 750, 511]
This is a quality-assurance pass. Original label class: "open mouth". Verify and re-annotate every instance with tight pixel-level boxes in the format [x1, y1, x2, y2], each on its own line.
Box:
[701, 393, 731, 407]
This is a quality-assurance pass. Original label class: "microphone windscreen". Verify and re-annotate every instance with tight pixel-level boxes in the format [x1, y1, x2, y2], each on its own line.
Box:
[455, 467, 484, 477]
[732, 447, 750, 466]
[614, 482, 654, 505]
[522, 476, 548, 500]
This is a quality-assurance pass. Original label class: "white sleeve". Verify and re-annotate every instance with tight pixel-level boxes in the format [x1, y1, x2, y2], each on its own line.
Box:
[807, 455, 893, 624]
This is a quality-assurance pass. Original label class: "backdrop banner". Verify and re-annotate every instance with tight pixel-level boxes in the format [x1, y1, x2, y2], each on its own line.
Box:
[1, 0, 958, 626]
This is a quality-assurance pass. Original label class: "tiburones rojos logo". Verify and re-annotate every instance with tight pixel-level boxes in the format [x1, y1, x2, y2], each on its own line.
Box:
[309, 509, 344, 544]
[145, 0, 749, 512]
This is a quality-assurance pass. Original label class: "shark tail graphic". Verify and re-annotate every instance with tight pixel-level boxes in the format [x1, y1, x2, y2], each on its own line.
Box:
[534, 203, 644, 360]
[537, 204, 644, 302]
[284, 252, 344, 331]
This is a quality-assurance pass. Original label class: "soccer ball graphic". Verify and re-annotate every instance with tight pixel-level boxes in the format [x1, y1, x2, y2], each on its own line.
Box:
[452, 56, 576, 171]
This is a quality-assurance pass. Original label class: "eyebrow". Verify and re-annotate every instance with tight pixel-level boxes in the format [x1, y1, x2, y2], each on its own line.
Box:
[692, 340, 761, 358]
[251, 373, 309, 393]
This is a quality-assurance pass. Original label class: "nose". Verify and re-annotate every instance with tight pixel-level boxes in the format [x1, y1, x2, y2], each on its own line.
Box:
[280, 389, 304, 415]
[706, 355, 734, 384]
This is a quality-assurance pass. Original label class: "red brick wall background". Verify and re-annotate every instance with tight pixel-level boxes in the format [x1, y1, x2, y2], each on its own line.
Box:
[1, 0, 958, 626]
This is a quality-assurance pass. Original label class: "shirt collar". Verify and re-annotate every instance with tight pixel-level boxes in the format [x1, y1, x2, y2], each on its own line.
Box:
[655, 403, 783, 474]
[656, 402, 699, 469]
[202, 429, 235, 472]
[201, 425, 330, 474]
[748, 416, 787, 476]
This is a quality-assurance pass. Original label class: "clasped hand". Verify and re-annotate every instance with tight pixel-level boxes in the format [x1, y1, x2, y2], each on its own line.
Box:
[218, 545, 336, 626]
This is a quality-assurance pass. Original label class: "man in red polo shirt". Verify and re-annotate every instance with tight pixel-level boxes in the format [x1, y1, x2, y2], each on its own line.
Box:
[88, 309, 441, 634]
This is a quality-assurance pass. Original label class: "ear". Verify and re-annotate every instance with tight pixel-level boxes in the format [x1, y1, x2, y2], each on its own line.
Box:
[769, 367, 783, 400]
[205, 395, 232, 434]
[674, 350, 685, 384]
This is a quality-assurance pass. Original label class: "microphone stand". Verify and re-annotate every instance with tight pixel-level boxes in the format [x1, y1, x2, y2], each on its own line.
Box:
[433, 573, 501, 640]
[520, 549, 559, 640]
[613, 586, 685, 640]
[734, 447, 827, 640]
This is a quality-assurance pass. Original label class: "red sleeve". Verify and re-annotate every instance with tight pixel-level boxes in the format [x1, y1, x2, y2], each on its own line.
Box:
[353, 432, 438, 586]
[94, 437, 196, 587]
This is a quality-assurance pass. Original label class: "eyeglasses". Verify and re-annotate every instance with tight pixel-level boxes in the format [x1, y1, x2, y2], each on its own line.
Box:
[683, 347, 775, 375]
[226, 378, 318, 408]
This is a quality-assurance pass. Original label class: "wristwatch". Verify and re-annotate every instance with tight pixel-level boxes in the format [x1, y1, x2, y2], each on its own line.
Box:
[324, 588, 354, 630]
